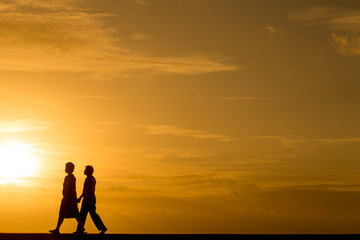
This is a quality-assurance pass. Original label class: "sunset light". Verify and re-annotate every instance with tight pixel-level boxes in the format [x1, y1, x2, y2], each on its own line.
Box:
[1, 0, 360, 235]
[0, 142, 40, 180]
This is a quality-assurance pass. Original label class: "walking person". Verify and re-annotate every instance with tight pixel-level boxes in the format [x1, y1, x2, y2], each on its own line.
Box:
[77, 165, 107, 234]
[50, 162, 85, 234]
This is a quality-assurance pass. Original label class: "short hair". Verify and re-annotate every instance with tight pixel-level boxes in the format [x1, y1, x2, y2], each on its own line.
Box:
[85, 165, 94, 175]
[66, 162, 75, 173]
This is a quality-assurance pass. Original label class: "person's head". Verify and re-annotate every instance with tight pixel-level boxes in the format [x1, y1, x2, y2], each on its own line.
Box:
[65, 162, 75, 174]
[84, 165, 94, 176]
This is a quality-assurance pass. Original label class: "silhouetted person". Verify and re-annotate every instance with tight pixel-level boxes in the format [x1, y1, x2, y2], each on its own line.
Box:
[76, 165, 107, 234]
[50, 162, 85, 234]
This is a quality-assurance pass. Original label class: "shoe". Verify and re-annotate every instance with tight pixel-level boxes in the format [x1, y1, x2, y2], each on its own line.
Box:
[100, 227, 108, 234]
[49, 229, 60, 234]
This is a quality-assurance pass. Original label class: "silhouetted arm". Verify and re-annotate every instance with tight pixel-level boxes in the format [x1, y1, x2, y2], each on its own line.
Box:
[77, 193, 83, 203]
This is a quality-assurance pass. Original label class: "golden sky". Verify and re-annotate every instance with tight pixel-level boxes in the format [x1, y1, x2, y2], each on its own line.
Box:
[1, 0, 360, 234]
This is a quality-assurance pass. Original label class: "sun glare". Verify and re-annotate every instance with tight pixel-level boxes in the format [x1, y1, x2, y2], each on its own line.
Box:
[0, 141, 40, 181]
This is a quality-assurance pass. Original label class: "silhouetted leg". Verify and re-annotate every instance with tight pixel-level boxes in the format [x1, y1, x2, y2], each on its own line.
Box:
[89, 205, 106, 231]
[76, 216, 85, 233]
[80, 205, 89, 226]
[77, 202, 89, 232]
[50, 216, 63, 233]
[56, 216, 64, 229]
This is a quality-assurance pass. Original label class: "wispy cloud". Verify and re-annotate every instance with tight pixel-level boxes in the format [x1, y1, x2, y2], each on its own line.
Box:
[291, 7, 360, 56]
[72, 96, 121, 100]
[143, 55, 243, 74]
[217, 91, 274, 102]
[266, 25, 285, 37]
[96, 122, 126, 126]
[140, 125, 235, 142]
[0, 119, 55, 132]
[171, 91, 273, 102]
[219, 96, 273, 101]
[252, 135, 306, 148]
[253, 135, 360, 148]
[316, 137, 360, 144]
[291, 7, 360, 31]
[330, 33, 360, 56]
[0, 0, 242, 78]
[131, 0, 149, 6]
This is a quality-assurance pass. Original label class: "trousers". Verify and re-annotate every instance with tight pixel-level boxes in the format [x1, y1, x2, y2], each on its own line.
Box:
[78, 201, 106, 231]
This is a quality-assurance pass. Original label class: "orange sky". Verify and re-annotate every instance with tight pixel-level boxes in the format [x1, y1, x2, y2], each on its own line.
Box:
[1, 0, 360, 234]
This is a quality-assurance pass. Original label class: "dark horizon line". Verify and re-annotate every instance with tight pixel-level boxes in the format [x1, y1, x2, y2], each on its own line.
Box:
[1, 233, 360, 236]
[1, 233, 360, 234]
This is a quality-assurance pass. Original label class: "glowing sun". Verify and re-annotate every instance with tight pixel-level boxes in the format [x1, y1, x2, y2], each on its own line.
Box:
[0, 141, 40, 179]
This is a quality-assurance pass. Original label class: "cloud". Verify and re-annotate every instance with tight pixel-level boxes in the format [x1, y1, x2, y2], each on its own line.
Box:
[291, 7, 360, 56]
[141, 55, 243, 74]
[131, 0, 149, 6]
[219, 96, 273, 101]
[266, 25, 285, 36]
[173, 92, 273, 102]
[275, 183, 360, 192]
[252, 135, 306, 149]
[72, 96, 121, 100]
[291, 7, 360, 31]
[253, 135, 360, 148]
[316, 137, 360, 144]
[330, 33, 360, 56]
[140, 125, 235, 142]
[96, 122, 123, 125]
[0, 119, 55, 132]
[0, 0, 242, 78]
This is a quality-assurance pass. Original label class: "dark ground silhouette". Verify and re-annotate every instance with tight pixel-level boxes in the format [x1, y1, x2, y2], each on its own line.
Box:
[0, 234, 360, 240]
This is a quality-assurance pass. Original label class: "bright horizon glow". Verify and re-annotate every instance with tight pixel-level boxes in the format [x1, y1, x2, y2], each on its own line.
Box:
[0, 141, 40, 181]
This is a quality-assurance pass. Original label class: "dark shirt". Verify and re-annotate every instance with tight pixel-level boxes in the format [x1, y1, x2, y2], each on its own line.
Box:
[82, 175, 96, 204]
